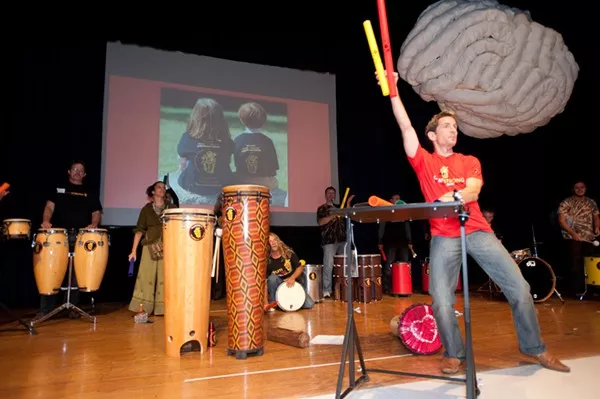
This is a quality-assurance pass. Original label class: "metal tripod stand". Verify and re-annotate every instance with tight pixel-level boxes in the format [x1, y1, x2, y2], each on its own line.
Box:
[30, 252, 96, 327]
[0, 300, 37, 335]
[333, 200, 479, 398]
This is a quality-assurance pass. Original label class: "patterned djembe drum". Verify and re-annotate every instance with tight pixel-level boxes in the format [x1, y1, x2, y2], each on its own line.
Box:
[221, 184, 271, 359]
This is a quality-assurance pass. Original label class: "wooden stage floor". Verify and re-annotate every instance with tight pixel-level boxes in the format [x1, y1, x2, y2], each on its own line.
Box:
[1, 292, 599, 399]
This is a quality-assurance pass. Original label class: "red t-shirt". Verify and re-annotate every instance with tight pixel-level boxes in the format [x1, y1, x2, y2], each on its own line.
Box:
[407, 145, 493, 237]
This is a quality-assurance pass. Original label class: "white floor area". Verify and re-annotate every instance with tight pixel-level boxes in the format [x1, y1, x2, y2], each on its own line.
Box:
[307, 355, 599, 399]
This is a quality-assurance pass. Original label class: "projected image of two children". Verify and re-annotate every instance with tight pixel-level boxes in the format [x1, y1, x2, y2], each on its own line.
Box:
[158, 88, 288, 207]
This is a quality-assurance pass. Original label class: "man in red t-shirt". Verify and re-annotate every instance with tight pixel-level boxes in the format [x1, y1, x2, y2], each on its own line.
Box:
[381, 72, 569, 374]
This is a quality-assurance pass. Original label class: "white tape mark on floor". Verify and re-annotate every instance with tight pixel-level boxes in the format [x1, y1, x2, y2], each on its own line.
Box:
[184, 354, 412, 383]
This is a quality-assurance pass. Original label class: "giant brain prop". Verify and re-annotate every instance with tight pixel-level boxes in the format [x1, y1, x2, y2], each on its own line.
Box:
[397, 0, 579, 138]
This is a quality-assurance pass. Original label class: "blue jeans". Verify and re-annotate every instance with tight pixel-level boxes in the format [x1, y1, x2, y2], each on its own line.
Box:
[322, 242, 346, 295]
[430, 230, 546, 359]
[267, 274, 315, 309]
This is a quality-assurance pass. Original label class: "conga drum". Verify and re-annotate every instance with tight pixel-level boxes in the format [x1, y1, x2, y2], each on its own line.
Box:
[2, 218, 31, 240]
[162, 208, 216, 357]
[32, 228, 69, 295]
[221, 185, 271, 359]
[357, 255, 373, 303]
[73, 228, 109, 292]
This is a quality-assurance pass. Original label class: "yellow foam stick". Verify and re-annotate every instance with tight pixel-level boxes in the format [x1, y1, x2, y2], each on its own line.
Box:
[363, 20, 390, 96]
[340, 187, 350, 209]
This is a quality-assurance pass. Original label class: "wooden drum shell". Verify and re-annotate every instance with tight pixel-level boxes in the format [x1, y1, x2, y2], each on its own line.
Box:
[32, 229, 69, 295]
[162, 208, 216, 357]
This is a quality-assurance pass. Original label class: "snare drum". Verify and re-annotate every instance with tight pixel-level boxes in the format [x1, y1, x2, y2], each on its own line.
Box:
[510, 248, 532, 263]
[74, 228, 110, 292]
[517, 256, 556, 302]
[276, 282, 306, 312]
[32, 228, 69, 295]
[2, 218, 31, 239]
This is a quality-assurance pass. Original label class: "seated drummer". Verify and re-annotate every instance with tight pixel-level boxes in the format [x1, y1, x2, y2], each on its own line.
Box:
[267, 233, 314, 310]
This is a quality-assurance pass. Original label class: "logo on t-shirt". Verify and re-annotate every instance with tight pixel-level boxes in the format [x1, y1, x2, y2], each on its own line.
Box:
[196, 150, 217, 174]
[433, 166, 465, 187]
[245, 154, 259, 173]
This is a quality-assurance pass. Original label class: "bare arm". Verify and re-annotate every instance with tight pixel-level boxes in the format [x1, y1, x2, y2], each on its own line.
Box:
[41, 201, 55, 227]
[128, 232, 143, 261]
[287, 263, 304, 282]
[89, 211, 101, 228]
[439, 178, 482, 203]
[558, 212, 582, 241]
[385, 73, 420, 158]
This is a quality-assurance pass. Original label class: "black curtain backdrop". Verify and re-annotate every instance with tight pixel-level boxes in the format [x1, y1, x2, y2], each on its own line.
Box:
[0, 1, 596, 309]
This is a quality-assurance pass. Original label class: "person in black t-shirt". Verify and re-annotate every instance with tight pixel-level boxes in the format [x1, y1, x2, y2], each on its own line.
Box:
[233, 102, 280, 190]
[176, 98, 235, 197]
[35, 160, 103, 319]
[266, 233, 314, 310]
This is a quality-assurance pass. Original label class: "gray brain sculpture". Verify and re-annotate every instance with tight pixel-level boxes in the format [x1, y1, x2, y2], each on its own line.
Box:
[397, 0, 579, 138]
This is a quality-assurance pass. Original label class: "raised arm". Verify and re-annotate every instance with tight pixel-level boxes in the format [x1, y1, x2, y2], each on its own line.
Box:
[381, 72, 420, 158]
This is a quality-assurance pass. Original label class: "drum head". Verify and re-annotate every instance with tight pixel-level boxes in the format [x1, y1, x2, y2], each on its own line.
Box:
[398, 303, 442, 355]
[276, 282, 306, 312]
[517, 257, 556, 302]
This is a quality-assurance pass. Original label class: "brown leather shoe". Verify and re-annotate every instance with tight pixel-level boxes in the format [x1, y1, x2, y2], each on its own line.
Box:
[525, 352, 570, 373]
[440, 357, 464, 374]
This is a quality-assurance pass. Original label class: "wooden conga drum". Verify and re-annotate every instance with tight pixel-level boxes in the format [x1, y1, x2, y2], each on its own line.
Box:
[32, 228, 69, 295]
[221, 185, 270, 360]
[333, 254, 358, 302]
[162, 208, 216, 357]
[73, 228, 109, 292]
[357, 255, 374, 303]
[2, 218, 31, 240]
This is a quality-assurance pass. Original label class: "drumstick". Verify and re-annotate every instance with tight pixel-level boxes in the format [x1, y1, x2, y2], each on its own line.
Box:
[363, 20, 389, 96]
[340, 187, 350, 209]
[379, 247, 387, 262]
[212, 228, 223, 280]
[582, 239, 599, 246]
[377, 0, 398, 98]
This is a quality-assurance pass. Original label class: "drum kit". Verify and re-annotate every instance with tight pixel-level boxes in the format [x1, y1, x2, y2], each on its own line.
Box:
[1, 217, 110, 331]
[478, 224, 564, 304]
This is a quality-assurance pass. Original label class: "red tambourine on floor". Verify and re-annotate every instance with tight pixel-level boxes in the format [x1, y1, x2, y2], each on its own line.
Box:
[397, 303, 442, 355]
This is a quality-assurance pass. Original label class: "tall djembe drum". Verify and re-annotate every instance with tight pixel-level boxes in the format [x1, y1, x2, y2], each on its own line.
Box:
[162, 208, 216, 357]
[221, 185, 271, 360]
